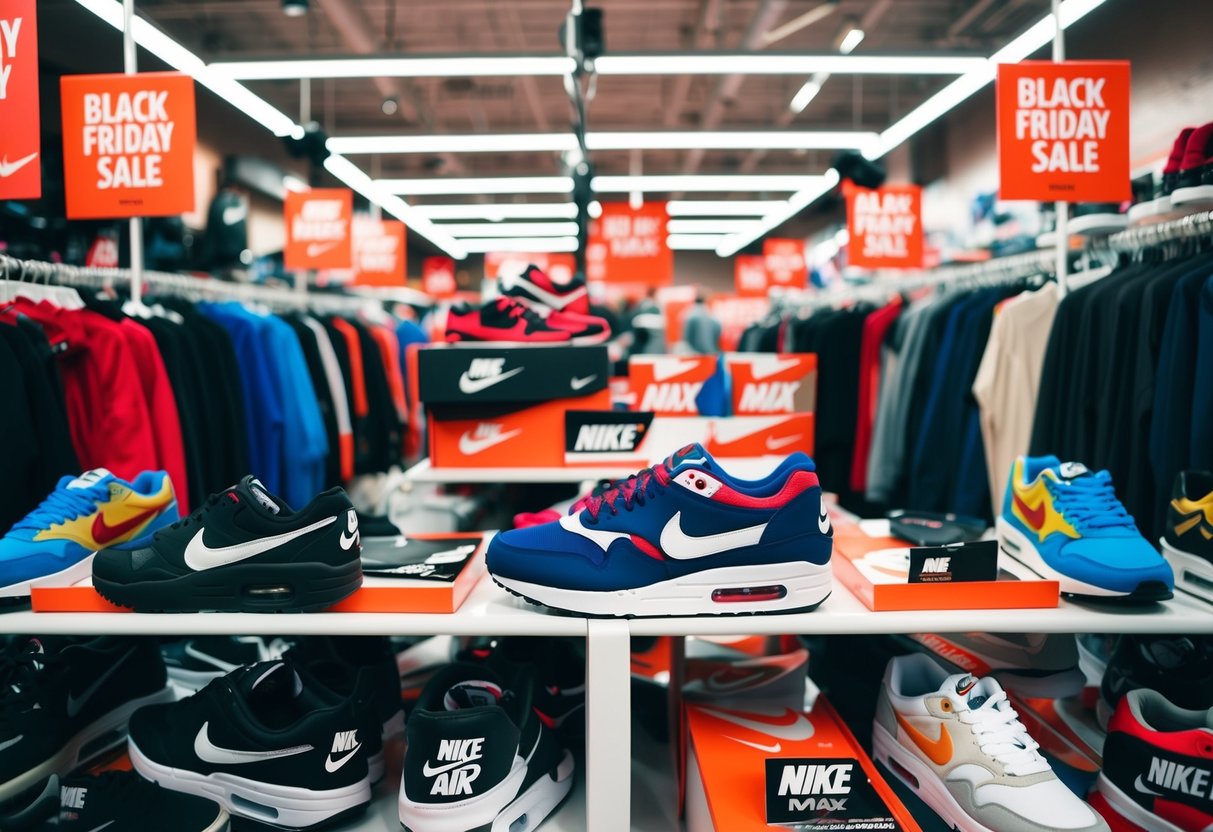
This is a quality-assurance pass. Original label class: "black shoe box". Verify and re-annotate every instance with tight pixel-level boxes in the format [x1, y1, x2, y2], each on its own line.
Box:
[418, 344, 609, 406]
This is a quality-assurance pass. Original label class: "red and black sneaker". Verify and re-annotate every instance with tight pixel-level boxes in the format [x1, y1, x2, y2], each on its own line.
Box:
[444, 297, 571, 345]
[1096, 688, 1213, 832]
[499, 265, 590, 315]
[545, 307, 611, 344]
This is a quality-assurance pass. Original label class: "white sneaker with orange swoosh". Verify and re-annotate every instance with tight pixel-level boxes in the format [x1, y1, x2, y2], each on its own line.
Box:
[872, 653, 1108, 832]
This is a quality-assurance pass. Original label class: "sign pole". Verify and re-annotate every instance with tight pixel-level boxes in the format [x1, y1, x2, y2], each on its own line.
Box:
[121, 0, 144, 308]
[1052, 0, 1068, 296]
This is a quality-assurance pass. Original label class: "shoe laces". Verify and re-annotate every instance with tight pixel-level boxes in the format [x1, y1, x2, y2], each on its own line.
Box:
[164, 491, 226, 533]
[1049, 472, 1136, 530]
[584, 461, 672, 520]
[12, 485, 107, 534]
[957, 691, 1048, 776]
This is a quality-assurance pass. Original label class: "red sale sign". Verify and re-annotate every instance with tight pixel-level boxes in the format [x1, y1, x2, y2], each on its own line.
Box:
[284, 188, 353, 271]
[61, 72, 196, 219]
[587, 202, 672, 286]
[997, 61, 1130, 202]
[846, 183, 924, 270]
[0, 0, 39, 200]
[763, 239, 807, 288]
[734, 254, 768, 297]
[351, 219, 406, 286]
[422, 256, 457, 298]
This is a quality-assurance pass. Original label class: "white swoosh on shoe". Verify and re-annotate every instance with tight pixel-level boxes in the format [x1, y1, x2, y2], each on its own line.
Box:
[194, 722, 313, 764]
[183, 517, 336, 571]
[422, 755, 482, 778]
[660, 512, 767, 560]
[325, 743, 362, 773]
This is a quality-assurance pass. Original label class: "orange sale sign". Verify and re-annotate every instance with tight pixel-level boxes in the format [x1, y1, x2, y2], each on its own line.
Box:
[847, 183, 924, 270]
[284, 188, 353, 271]
[734, 254, 768, 297]
[60, 71, 196, 219]
[997, 61, 1130, 202]
[0, 0, 40, 200]
[422, 256, 457, 298]
[351, 219, 406, 286]
[763, 238, 807, 288]
[587, 202, 672, 286]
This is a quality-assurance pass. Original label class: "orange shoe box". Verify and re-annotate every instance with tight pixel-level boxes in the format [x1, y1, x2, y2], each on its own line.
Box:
[726, 353, 818, 415]
[31, 534, 487, 614]
[686, 696, 921, 831]
[832, 519, 1059, 611]
[628, 355, 720, 415]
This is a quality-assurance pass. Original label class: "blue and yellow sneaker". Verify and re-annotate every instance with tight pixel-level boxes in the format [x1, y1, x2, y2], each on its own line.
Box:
[997, 456, 1173, 601]
[486, 443, 833, 617]
[0, 469, 178, 598]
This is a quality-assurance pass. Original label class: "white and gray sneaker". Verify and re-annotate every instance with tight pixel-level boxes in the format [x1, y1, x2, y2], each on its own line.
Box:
[872, 653, 1108, 832]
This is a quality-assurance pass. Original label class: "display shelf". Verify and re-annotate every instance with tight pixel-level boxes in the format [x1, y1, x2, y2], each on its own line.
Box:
[403, 458, 631, 484]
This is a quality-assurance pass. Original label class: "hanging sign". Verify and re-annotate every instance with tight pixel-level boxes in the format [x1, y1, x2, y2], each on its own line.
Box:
[60, 71, 196, 219]
[734, 254, 768, 297]
[846, 183, 924, 269]
[422, 256, 457, 298]
[283, 188, 353, 270]
[763, 238, 807, 288]
[351, 218, 406, 286]
[587, 201, 672, 286]
[997, 61, 1131, 202]
[0, 0, 40, 200]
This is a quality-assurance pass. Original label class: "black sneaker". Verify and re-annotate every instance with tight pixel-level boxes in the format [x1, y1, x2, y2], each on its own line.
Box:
[58, 770, 230, 831]
[287, 636, 405, 785]
[92, 476, 363, 612]
[161, 636, 294, 697]
[1099, 635, 1213, 727]
[1162, 470, 1213, 604]
[398, 663, 574, 832]
[128, 661, 371, 829]
[0, 637, 172, 804]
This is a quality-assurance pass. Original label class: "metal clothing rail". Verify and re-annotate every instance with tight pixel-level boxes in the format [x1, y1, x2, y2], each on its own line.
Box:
[1106, 209, 1213, 252]
[0, 254, 371, 314]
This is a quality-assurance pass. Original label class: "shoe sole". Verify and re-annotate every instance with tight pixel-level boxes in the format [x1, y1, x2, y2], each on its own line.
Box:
[0, 551, 97, 599]
[0, 685, 175, 803]
[1161, 539, 1213, 604]
[492, 561, 832, 618]
[93, 559, 362, 613]
[129, 738, 371, 830]
[1097, 771, 1187, 832]
[997, 518, 1173, 601]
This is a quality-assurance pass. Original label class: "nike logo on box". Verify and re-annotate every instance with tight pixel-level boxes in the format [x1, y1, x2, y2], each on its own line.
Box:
[570, 375, 597, 391]
[699, 707, 815, 741]
[458, 427, 522, 455]
[651, 358, 703, 382]
[183, 516, 337, 571]
[765, 435, 801, 451]
[458, 366, 522, 393]
[306, 241, 340, 257]
[660, 511, 767, 559]
[194, 722, 313, 764]
[0, 152, 37, 178]
[748, 356, 805, 381]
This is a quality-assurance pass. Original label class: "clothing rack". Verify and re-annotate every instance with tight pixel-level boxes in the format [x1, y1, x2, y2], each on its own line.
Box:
[0, 254, 371, 314]
[1106, 209, 1213, 252]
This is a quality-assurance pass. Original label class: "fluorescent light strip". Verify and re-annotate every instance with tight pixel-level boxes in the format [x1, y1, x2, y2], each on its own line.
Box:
[718, 0, 1109, 256]
[668, 235, 728, 251]
[838, 29, 866, 56]
[790, 73, 829, 114]
[417, 203, 579, 220]
[211, 56, 576, 80]
[668, 219, 764, 234]
[439, 222, 580, 238]
[592, 175, 823, 193]
[593, 54, 987, 76]
[667, 200, 786, 217]
[379, 177, 575, 195]
[457, 237, 580, 254]
[716, 169, 840, 256]
[329, 131, 877, 155]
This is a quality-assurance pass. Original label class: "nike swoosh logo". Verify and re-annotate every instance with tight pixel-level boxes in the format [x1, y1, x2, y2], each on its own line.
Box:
[1012, 492, 1046, 531]
[306, 241, 340, 257]
[339, 531, 359, 550]
[325, 743, 362, 773]
[570, 375, 597, 391]
[458, 428, 522, 455]
[1134, 774, 1164, 796]
[659, 511, 767, 559]
[698, 707, 815, 741]
[458, 366, 523, 393]
[748, 357, 805, 380]
[765, 435, 801, 451]
[222, 205, 247, 225]
[91, 506, 163, 546]
[728, 737, 781, 753]
[652, 358, 703, 382]
[66, 649, 133, 718]
[0, 735, 22, 752]
[183, 516, 337, 571]
[422, 754, 482, 777]
[818, 509, 831, 534]
[704, 669, 776, 692]
[194, 722, 313, 764]
[0, 152, 38, 178]
[894, 711, 953, 766]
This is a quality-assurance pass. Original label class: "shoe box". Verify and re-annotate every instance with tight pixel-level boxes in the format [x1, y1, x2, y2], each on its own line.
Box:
[31, 532, 489, 614]
[726, 353, 818, 415]
[686, 695, 921, 831]
[831, 516, 1060, 611]
[619, 353, 817, 417]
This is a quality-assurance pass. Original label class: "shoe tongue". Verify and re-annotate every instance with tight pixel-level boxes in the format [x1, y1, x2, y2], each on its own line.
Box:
[66, 469, 112, 490]
[236, 476, 282, 514]
[522, 264, 550, 286]
[236, 661, 301, 701]
[443, 679, 506, 711]
[1055, 461, 1093, 481]
[941, 672, 995, 709]
[667, 443, 713, 472]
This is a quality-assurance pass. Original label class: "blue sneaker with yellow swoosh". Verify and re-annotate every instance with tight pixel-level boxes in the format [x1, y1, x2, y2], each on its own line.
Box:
[997, 456, 1173, 601]
[486, 444, 833, 617]
[0, 469, 178, 599]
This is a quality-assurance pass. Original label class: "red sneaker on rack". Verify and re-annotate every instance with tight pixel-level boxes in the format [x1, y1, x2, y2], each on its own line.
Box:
[499, 264, 590, 315]
[444, 297, 572, 344]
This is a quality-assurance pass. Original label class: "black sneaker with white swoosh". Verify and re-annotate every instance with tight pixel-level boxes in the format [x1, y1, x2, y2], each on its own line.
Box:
[128, 661, 372, 829]
[0, 637, 173, 804]
[399, 663, 574, 832]
[56, 770, 231, 831]
[92, 476, 362, 613]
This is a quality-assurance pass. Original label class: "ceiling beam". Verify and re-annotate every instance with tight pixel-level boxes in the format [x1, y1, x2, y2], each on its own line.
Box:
[663, 0, 723, 127]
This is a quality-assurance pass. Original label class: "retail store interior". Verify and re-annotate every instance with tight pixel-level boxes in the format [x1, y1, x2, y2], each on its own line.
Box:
[2, 0, 1213, 830]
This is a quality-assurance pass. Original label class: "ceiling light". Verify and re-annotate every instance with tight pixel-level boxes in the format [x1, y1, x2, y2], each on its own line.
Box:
[377, 177, 575, 195]
[282, 0, 307, 16]
[668, 235, 728, 251]
[667, 219, 764, 234]
[456, 237, 580, 254]
[666, 200, 784, 216]
[592, 175, 823, 193]
[210, 56, 576, 80]
[588, 200, 602, 218]
[330, 134, 577, 154]
[716, 169, 840, 256]
[439, 222, 580, 238]
[416, 203, 579, 220]
[837, 26, 865, 55]
[762, 1, 840, 46]
[790, 73, 829, 114]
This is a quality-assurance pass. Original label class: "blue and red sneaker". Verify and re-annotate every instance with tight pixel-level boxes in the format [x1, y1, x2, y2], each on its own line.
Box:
[485, 444, 833, 617]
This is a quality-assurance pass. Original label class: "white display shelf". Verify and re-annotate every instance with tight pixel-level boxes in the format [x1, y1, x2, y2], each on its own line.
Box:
[403, 458, 630, 484]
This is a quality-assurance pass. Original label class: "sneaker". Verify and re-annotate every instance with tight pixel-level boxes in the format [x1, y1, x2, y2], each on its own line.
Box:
[91, 476, 363, 612]
[1097, 689, 1213, 832]
[908, 632, 1086, 699]
[499, 264, 590, 314]
[398, 662, 574, 832]
[0, 636, 173, 803]
[161, 636, 293, 697]
[1098, 636, 1213, 729]
[997, 456, 1174, 600]
[128, 661, 372, 829]
[0, 469, 178, 598]
[543, 306, 612, 344]
[1162, 471, 1213, 603]
[872, 653, 1109, 832]
[1162, 127, 1197, 195]
[57, 770, 230, 831]
[445, 297, 572, 345]
[1176, 122, 1213, 191]
[486, 443, 833, 617]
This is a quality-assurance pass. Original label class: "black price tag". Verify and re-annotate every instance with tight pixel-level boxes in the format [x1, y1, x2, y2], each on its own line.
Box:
[765, 757, 903, 830]
[906, 540, 998, 584]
